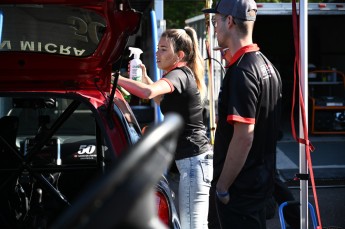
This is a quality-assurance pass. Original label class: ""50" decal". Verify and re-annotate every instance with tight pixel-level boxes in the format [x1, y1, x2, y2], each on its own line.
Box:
[77, 145, 96, 155]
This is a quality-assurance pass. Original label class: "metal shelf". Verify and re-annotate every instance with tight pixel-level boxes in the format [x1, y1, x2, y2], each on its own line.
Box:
[309, 70, 345, 134]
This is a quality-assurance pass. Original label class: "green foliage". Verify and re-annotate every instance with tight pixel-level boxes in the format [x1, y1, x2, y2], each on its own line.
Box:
[164, 0, 206, 28]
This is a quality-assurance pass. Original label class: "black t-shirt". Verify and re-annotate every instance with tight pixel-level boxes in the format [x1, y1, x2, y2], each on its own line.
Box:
[214, 49, 282, 211]
[160, 66, 211, 160]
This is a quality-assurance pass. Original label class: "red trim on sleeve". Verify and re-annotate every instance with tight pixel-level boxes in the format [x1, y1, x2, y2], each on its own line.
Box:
[227, 115, 255, 125]
[225, 44, 260, 68]
[160, 78, 174, 93]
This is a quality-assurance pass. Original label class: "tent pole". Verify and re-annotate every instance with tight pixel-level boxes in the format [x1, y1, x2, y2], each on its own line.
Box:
[299, 0, 309, 228]
[205, 0, 216, 145]
[153, 0, 165, 123]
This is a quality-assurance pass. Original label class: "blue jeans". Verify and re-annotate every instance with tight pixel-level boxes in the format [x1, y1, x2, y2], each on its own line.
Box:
[175, 151, 213, 229]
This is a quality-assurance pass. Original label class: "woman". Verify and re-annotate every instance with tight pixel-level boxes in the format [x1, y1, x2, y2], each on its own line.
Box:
[118, 26, 213, 229]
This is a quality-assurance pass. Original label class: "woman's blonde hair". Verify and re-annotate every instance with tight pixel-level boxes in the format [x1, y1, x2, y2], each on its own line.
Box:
[161, 27, 206, 101]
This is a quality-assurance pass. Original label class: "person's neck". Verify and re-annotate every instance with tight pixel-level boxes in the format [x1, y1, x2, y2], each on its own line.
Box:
[229, 37, 253, 57]
[163, 61, 187, 76]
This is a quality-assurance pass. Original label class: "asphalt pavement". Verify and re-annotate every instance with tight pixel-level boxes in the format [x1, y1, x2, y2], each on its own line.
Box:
[266, 186, 345, 229]
[268, 125, 345, 229]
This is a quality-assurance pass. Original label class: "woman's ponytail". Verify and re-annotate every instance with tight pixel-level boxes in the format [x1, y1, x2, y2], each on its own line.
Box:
[184, 26, 206, 101]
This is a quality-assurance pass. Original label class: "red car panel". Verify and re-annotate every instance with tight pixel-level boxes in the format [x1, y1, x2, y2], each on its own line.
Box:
[0, 1, 141, 91]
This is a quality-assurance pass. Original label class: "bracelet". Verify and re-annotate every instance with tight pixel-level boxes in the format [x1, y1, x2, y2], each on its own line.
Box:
[216, 190, 229, 198]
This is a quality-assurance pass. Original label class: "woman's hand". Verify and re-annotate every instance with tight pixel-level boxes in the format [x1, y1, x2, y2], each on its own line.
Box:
[140, 64, 153, 85]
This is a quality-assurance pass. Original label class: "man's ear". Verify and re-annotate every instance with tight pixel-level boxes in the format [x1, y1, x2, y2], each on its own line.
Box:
[228, 15, 235, 28]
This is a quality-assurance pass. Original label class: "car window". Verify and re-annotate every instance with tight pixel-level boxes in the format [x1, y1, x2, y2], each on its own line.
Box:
[0, 96, 103, 167]
[113, 97, 141, 143]
[5, 97, 95, 136]
[0, 4, 106, 57]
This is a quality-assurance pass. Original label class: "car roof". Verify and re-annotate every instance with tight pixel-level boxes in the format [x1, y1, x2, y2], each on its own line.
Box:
[0, 0, 141, 92]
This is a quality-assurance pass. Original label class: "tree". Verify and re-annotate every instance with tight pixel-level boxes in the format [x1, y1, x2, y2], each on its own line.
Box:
[164, 0, 206, 29]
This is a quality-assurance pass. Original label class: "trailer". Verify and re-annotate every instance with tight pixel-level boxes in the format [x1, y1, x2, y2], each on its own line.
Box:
[186, 2, 345, 134]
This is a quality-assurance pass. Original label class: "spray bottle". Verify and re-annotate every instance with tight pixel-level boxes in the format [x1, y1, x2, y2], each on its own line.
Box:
[129, 47, 143, 82]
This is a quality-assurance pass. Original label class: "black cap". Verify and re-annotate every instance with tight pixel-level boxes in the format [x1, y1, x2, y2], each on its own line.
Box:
[202, 0, 257, 21]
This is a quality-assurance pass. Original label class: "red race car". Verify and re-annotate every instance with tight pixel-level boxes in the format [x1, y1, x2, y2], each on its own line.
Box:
[0, 1, 181, 228]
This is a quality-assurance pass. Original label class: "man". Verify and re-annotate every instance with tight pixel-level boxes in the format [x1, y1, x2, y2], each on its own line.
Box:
[203, 0, 282, 228]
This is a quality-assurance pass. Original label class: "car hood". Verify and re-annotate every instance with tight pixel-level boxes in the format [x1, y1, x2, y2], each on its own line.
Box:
[0, 0, 141, 92]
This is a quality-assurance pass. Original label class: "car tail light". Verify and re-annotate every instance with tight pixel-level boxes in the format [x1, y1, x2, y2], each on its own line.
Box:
[155, 190, 170, 226]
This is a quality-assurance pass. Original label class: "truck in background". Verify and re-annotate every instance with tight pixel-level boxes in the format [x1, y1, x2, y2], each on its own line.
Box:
[186, 2, 345, 133]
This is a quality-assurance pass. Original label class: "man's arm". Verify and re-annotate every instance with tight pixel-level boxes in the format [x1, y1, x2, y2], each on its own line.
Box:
[216, 122, 254, 204]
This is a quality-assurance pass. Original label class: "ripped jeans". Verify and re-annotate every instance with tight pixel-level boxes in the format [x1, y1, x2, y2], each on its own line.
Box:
[175, 151, 213, 229]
